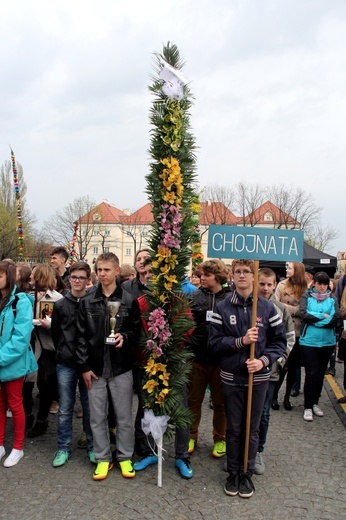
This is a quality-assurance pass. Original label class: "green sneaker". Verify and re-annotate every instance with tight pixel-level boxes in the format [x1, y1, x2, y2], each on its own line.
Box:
[212, 440, 226, 458]
[52, 450, 71, 467]
[87, 450, 96, 464]
[188, 438, 196, 454]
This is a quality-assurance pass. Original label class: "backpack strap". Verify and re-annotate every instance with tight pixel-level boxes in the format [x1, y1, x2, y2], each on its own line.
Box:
[11, 294, 19, 318]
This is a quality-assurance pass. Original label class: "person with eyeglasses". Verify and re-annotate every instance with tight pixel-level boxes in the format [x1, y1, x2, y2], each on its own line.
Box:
[50, 262, 96, 468]
[209, 259, 286, 499]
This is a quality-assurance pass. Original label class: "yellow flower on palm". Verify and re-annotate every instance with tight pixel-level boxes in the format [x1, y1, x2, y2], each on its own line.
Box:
[155, 363, 167, 372]
[191, 202, 201, 214]
[160, 265, 170, 275]
[156, 246, 170, 263]
[163, 192, 177, 204]
[167, 254, 178, 269]
[155, 388, 170, 404]
[143, 379, 159, 394]
[159, 371, 170, 386]
[144, 358, 156, 373]
[164, 274, 178, 285]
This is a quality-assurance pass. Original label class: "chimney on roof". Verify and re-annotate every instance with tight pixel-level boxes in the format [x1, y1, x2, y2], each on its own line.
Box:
[207, 200, 212, 206]
[123, 208, 130, 216]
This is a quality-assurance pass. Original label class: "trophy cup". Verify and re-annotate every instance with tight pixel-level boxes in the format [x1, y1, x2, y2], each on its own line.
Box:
[106, 301, 121, 344]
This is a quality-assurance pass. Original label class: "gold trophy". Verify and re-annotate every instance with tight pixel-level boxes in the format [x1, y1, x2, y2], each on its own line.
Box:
[106, 301, 121, 344]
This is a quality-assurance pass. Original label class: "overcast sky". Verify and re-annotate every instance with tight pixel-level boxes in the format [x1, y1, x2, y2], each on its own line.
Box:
[1, 0, 345, 255]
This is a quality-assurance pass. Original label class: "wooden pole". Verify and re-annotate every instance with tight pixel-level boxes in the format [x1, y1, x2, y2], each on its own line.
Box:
[157, 436, 163, 487]
[243, 259, 259, 473]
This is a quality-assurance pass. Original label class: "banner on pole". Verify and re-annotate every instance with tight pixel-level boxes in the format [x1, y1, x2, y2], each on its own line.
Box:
[207, 225, 304, 262]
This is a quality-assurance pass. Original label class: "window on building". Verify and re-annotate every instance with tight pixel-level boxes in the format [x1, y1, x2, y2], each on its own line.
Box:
[264, 212, 273, 221]
[104, 247, 109, 253]
[104, 230, 110, 236]
[93, 247, 98, 254]
[93, 230, 99, 236]
[125, 248, 132, 256]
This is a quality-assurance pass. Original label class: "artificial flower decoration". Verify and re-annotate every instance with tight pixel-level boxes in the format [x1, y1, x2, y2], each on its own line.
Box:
[143, 42, 201, 433]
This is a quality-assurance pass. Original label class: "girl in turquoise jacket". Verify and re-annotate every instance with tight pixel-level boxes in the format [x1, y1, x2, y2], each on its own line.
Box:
[299, 271, 339, 422]
[0, 260, 37, 467]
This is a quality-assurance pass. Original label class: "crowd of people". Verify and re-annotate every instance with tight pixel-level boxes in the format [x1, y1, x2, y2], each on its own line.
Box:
[0, 248, 345, 500]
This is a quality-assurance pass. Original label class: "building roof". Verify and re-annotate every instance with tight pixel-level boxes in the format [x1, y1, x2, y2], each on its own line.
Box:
[80, 199, 299, 228]
[199, 202, 238, 226]
[123, 203, 154, 225]
[241, 200, 299, 227]
[80, 200, 126, 223]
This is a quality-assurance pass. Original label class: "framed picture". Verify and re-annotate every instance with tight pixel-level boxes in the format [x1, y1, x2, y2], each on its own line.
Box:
[39, 301, 54, 319]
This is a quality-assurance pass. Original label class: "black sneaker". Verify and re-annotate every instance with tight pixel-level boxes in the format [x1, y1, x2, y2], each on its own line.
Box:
[27, 419, 49, 438]
[238, 473, 255, 498]
[224, 473, 240, 496]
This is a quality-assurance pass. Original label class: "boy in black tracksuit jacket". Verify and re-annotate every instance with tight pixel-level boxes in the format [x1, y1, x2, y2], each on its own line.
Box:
[209, 260, 286, 499]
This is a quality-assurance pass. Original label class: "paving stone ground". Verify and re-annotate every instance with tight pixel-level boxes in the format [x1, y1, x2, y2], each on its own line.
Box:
[1, 363, 346, 520]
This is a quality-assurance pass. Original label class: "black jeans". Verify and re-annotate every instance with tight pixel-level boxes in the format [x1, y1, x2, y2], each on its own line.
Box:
[223, 381, 268, 475]
[300, 345, 334, 409]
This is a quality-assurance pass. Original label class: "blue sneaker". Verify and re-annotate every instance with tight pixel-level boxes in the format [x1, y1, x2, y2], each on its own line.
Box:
[133, 454, 158, 471]
[175, 458, 193, 479]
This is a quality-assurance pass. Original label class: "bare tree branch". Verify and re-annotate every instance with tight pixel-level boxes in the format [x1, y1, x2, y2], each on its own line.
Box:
[44, 195, 97, 258]
[234, 182, 267, 226]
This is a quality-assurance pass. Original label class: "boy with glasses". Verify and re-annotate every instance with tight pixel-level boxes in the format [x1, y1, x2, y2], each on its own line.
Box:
[209, 260, 286, 498]
[51, 262, 94, 467]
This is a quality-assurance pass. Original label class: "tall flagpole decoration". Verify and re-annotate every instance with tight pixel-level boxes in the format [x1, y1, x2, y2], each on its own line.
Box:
[68, 221, 79, 264]
[142, 42, 200, 486]
[10, 148, 25, 258]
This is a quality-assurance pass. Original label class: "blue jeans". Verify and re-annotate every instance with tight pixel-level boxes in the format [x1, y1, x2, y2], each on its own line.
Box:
[258, 381, 275, 453]
[56, 364, 93, 452]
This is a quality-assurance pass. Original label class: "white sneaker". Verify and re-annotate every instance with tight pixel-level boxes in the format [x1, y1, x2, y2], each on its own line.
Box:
[3, 449, 24, 467]
[303, 409, 313, 422]
[254, 452, 266, 475]
[0, 446, 5, 461]
[312, 404, 324, 417]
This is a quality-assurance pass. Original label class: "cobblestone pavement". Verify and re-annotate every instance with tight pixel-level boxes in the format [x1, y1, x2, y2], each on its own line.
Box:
[1, 364, 346, 520]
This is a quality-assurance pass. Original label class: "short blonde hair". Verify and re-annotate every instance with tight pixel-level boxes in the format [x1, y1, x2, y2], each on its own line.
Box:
[34, 264, 56, 291]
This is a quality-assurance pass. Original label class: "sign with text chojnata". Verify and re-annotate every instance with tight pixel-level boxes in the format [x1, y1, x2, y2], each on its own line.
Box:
[207, 225, 304, 262]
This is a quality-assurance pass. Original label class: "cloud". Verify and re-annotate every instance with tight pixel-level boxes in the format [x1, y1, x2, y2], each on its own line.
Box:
[1, 0, 345, 254]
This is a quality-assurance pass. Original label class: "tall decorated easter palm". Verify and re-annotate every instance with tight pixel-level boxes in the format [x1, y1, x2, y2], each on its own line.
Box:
[142, 44, 201, 476]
